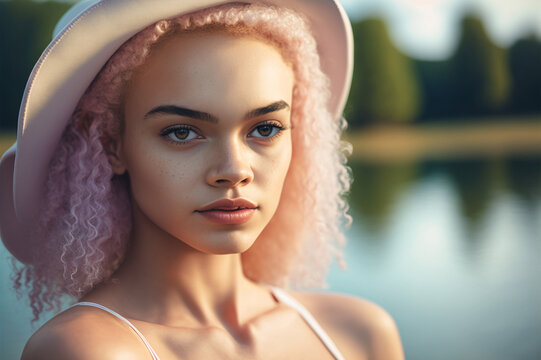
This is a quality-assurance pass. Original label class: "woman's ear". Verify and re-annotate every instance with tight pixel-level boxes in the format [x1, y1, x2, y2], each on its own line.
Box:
[106, 137, 127, 175]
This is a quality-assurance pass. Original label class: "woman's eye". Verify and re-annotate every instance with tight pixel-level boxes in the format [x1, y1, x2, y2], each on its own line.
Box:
[249, 123, 284, 138]
[160, 126, 200, 143]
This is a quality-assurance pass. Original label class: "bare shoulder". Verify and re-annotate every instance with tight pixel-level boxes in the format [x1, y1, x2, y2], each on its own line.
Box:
[291, 291, 405, 360]
[21, 305, 148, 360]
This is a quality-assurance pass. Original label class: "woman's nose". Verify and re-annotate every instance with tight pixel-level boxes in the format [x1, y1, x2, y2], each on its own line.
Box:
[206, 140, 254, 188]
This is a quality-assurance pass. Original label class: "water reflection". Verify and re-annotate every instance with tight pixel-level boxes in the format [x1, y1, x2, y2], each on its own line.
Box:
[348, 161, 418, 234]
[350, 156, 541, 242]
[505, 156, 541, 209]
[421, 159, 496, 226]
[333, 155, 541, 360]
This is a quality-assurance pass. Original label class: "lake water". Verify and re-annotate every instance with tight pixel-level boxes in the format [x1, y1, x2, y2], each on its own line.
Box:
[1, 155, 540, 359]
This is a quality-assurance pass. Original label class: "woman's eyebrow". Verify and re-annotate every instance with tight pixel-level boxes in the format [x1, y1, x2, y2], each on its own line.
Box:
[144, 100, 290, 123]
[144, 105, 219, 123]
[243, 100, 290, 120]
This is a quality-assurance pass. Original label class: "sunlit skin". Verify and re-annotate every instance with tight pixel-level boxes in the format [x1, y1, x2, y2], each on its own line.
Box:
[21, 32, 405, 360]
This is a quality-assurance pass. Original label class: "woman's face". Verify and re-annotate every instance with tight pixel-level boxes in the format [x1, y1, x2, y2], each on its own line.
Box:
[116, 31, 294, 254]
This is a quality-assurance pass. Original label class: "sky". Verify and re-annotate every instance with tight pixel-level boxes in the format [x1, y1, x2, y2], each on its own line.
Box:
[341, 0, 541, 60]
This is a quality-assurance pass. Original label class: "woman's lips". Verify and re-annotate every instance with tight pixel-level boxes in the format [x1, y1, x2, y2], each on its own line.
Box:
[197, 208, 256, 225]
[196, 198, 258, 225]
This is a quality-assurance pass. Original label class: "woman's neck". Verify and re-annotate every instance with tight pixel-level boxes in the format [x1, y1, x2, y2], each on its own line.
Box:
[84, 205, 275, 331]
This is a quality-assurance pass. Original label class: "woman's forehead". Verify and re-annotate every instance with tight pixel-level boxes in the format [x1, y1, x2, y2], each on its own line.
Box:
[124, 31, 295, 119]
[147, 29, 291, 70]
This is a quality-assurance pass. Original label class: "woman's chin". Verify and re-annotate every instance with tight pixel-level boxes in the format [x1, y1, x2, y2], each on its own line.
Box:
[181, 231, 260, 255]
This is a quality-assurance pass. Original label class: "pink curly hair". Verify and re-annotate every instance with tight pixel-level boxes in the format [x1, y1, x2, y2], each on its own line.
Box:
[14, 2, 352, 321]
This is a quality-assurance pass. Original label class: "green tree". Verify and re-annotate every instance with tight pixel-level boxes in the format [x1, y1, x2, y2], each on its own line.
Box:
[508, 35, 541, 114]
[449, 14, 510, 116]
[345, 18, 421, 126]
[413, 59, 454, 121]
[0, 0, 71, 130]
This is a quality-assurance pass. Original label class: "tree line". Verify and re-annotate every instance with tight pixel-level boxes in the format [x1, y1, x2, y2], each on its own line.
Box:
[0, 1, 540, 130]
[347, 15, 541, 126]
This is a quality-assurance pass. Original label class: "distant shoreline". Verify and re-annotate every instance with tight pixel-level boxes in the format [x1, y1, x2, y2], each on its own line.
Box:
[345, 118, 541, 162]
[2, 119, 541, 163]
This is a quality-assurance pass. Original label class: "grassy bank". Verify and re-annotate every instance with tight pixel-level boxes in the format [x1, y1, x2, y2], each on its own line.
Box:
[345, 119, 541, 162]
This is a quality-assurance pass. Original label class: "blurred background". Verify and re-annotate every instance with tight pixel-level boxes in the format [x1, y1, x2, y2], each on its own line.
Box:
[1, 0, 540, 359]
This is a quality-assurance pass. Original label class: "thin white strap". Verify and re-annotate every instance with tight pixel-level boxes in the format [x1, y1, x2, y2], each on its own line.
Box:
[71, 302, 161, 360]
[270, 287, 345, 360]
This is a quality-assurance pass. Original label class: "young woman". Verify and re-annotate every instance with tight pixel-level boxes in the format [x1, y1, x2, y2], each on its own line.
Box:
[0, 0, 404, 358]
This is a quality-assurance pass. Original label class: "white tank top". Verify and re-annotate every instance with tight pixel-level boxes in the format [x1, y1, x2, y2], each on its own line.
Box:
[72, 287, 345, 360]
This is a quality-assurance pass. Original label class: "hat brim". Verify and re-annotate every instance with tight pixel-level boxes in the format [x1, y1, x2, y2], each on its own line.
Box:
[1, 0, 353, 264]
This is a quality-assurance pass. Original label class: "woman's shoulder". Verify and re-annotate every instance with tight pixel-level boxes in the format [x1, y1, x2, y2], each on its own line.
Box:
[21, 305, 148, 360]
[290, 290, 405, 360]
